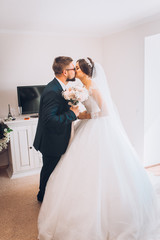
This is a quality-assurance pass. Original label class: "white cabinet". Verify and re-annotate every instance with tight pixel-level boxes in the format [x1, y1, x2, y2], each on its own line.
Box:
[11, 125, 34, 171]
[6, 117, 42, 178]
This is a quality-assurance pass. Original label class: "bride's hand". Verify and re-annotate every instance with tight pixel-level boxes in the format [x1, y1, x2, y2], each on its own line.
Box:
[78, 111, 91, 119]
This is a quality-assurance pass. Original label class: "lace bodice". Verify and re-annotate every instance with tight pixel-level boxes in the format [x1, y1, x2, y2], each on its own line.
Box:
[83, 93, 100, 114]
[82, 85, 108, 119]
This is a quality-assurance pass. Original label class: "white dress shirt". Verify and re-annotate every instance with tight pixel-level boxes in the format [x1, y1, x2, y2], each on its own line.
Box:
[56, 77, 66, 91]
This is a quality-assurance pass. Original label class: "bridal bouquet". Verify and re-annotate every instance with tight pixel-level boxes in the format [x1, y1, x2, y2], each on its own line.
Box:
[0, 121, 13, 152]
[62, 86, 89, 107]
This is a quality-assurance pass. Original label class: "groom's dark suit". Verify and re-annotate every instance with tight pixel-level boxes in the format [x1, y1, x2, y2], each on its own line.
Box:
[33, 78, 77, 201]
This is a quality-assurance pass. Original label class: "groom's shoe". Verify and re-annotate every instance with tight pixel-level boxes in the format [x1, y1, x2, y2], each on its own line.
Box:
[37, 192, 43, 203]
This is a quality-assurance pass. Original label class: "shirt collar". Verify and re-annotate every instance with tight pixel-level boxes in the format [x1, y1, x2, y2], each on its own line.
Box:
[55, 77, 66, 91]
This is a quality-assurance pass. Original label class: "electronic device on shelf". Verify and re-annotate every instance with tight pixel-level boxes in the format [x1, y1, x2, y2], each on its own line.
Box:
[17, 85, 46, 116]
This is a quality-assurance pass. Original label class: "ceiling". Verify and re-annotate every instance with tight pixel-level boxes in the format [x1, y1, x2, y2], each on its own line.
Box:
[0, 0, 160, 37]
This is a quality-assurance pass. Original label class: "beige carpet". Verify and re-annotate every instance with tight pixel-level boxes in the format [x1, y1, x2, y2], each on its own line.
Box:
[0, 168, 41, 240]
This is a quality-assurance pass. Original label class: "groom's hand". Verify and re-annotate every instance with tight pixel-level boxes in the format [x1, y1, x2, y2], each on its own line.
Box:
[70, 106, 79, 117]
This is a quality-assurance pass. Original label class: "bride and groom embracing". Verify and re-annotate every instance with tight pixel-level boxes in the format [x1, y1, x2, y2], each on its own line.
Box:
[34, 56, 160, 240]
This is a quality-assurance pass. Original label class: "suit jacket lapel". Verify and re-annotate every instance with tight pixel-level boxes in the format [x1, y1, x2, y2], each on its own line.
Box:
[53, 78, 64, 93]
[53, 78, 68, 108]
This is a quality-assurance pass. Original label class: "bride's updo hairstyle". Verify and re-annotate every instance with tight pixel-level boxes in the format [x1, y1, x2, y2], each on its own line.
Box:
[77, 57, 94, 78]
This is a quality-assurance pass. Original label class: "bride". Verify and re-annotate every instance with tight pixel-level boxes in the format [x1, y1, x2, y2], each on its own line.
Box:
[38, 58, 160, 240]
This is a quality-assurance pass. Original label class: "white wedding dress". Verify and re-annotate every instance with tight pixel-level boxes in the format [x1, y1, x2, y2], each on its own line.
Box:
[38, 65, 160, 240]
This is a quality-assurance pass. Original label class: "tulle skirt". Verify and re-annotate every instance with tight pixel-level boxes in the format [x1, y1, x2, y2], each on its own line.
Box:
[38, 117, 160, 240]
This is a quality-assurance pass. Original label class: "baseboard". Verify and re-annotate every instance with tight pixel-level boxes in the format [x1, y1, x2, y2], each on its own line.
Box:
[7, 168, 41, 179]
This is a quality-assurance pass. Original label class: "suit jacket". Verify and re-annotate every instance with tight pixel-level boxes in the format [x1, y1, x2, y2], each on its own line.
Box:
[33, 78, 77, 156]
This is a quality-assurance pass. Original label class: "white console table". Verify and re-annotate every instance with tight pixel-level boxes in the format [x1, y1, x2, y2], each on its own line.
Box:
[6, 116, 42, 179]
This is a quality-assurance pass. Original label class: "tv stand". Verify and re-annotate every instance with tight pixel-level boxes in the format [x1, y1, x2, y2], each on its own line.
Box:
[30, 114, 38, 118]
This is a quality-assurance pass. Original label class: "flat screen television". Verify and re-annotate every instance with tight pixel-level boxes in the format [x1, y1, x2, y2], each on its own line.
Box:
[17, 85, 46, 115]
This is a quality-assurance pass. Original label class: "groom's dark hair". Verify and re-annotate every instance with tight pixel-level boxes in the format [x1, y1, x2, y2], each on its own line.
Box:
[52, 56, 73, 75]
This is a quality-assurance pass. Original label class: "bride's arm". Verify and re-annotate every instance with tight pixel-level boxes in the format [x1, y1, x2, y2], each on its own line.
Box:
[78, 111, 91, 119]
[91, 88, 108, 118]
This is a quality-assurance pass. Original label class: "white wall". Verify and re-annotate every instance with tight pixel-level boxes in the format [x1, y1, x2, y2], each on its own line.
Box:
[144, 33, 160, 166]
[103, 18, 160, 160]
[0, 32, 103, 118]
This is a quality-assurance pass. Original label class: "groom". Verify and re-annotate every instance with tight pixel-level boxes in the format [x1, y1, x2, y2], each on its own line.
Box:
[33, 56, 79, 202]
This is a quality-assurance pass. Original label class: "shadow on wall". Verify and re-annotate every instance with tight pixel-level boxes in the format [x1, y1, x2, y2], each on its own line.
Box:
[0, 148, 9, 168]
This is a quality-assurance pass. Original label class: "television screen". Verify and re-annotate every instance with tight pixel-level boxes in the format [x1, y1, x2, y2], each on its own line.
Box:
[17, 85, 46, 115]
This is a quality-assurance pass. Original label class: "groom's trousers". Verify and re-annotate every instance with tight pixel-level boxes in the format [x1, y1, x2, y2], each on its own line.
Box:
[37, 154, 61, 202]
